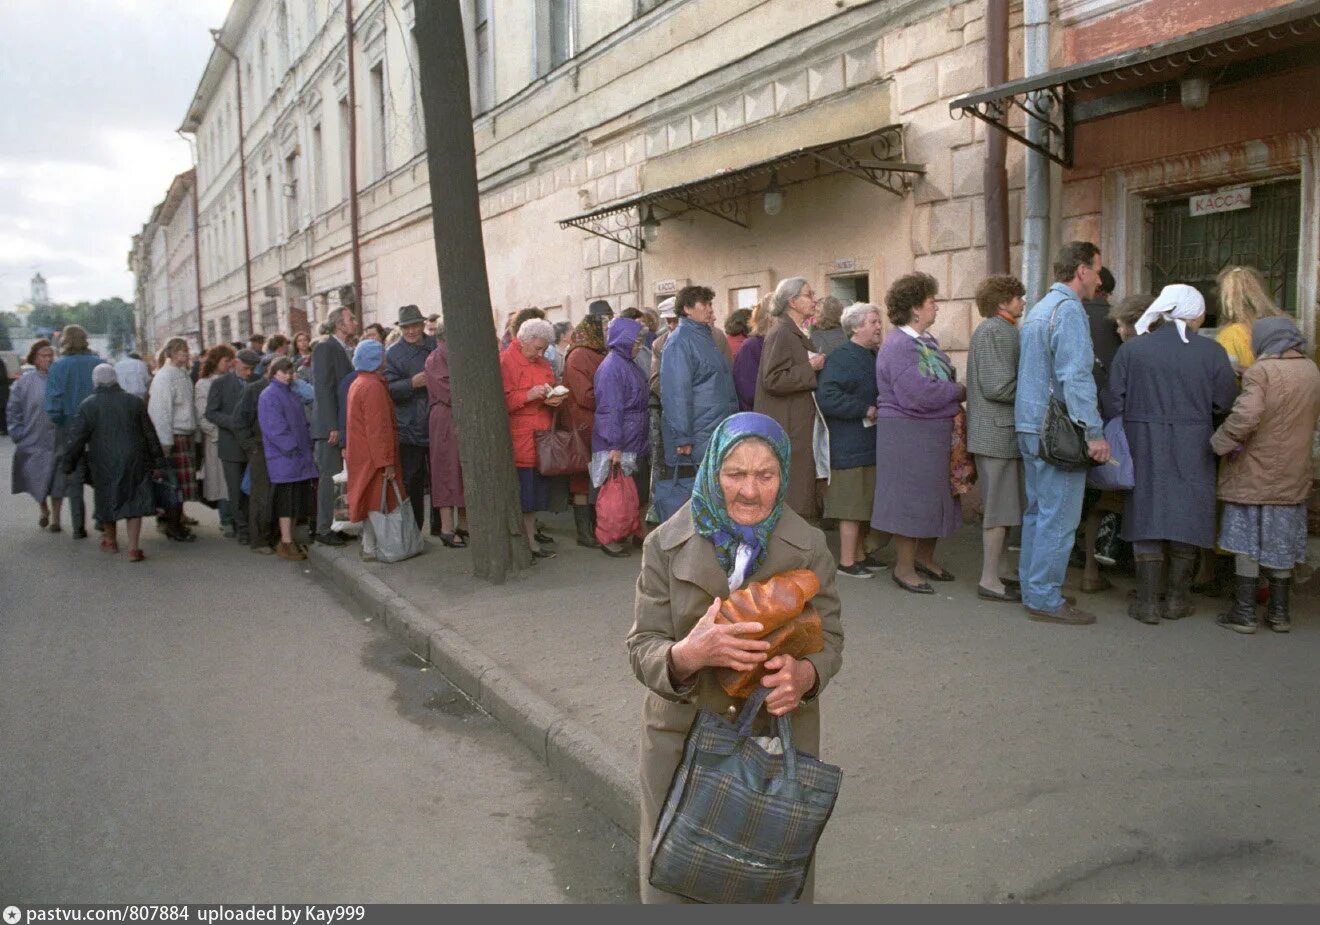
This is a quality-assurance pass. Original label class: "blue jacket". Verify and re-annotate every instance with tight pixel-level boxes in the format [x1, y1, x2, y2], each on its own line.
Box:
[45, 351, 102, 427]
[1015, 283, 1102, 439]
[659, 318, 737, 467]
[384, 335, 437, 446]
[593, 318, 649, 455]
[815, 340, 877, 470]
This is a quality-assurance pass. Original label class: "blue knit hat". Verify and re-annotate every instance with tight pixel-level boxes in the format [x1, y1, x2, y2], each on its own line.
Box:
[353, 338, 384, 371]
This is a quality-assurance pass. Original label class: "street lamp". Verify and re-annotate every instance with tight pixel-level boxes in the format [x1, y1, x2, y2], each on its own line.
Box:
[762, 171, 783, 216]
[641, 205, 660, 244]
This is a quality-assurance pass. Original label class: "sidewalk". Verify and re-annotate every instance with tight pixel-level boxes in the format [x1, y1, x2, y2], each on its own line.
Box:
[309, 514, 1320, 902]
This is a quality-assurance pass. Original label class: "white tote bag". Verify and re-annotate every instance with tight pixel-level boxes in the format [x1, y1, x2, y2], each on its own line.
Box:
[367, 478, 426, 563]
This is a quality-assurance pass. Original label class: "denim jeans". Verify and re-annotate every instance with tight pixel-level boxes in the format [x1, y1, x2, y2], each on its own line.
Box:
[1018, 433, 1087, 613]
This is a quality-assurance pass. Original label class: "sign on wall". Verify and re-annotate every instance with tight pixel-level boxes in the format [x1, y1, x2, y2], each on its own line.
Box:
[654, 278, 688, 295]
[1189, 186, 1252, 217]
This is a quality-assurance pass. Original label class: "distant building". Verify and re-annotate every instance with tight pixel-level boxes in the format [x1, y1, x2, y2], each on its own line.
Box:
[128, 169, 200, 354]
[30, 273, 49, 307]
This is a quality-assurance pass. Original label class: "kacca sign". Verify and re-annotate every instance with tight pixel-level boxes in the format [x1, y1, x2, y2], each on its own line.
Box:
[1190, 186, 1252, 217]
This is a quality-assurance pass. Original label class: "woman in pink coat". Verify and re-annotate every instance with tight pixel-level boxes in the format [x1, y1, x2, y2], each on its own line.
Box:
[425, 334, 466, 547]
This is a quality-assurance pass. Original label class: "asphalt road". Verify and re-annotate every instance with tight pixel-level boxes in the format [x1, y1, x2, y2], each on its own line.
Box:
[0, 439, 636, 903]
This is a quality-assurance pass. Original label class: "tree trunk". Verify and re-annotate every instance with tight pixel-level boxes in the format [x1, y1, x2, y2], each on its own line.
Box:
[415, 0, 530, 582]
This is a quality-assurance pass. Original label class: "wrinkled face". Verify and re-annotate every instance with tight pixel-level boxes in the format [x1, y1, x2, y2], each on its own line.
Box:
[719, 439, 781, 527]
[520, 336, 549, 360]
[686, 300, 715, 325]
[35, 347, 55, 372]
[401, 322, 425, 345]
[913, 296, 939, 330]
[789, 284, 817, 318]
[852, 310, 883, 348]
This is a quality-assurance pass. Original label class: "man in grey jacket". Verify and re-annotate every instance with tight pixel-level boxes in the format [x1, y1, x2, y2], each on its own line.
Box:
[311, 307, 358, 546]
[384, 304, 437, 531]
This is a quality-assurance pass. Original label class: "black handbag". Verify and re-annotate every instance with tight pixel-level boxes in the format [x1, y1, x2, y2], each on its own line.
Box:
[1037, 303, 1096, 471]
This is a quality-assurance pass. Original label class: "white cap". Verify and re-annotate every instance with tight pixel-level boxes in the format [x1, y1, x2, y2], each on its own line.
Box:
[657, 297, 677, 319]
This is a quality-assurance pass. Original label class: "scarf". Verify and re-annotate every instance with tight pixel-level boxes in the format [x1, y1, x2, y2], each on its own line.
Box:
[1135, 283, 1204, 343]
[915, 334, 953, 381]
[689, 412, 791, 589]
[996, 309, 1018, 327]
[1251, 315, 1304, 359]
[570, 315, 606, 353]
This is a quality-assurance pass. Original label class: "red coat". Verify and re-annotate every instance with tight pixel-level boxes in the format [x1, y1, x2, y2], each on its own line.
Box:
[500, 343, 555, 469]
[425, 342, 465, 507]
[562, 346, 603, 490]
[345, 371, 401, 522]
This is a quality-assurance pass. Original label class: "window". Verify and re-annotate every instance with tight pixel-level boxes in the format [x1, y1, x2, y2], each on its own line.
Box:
[536, 0, 575, 75]
[284, 150, 300, 231]
[338, 97, 352, 201]
[238, 311, 251, 340]
[265, 171, 278, 246]
[730, 286, 760, 312]
[474, 0, 494, 113]
[220, 315, 233, 343]
[206, 319, 217, 346]
[409, 27, 424, 152]
[368, 62, 387, 180]
[258, 38, 269, 101]
[310, 121, 324, 213]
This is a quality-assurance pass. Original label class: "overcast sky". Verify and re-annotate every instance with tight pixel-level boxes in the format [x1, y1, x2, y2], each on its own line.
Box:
[0, 0, 231, 310]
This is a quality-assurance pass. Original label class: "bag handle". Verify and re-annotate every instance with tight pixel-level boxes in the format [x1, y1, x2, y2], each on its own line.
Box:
[733, 686, 798, 780]
[379, 473, 406, 513]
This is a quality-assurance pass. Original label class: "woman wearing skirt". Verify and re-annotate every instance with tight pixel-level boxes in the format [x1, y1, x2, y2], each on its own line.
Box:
[871, 272, 966, 595]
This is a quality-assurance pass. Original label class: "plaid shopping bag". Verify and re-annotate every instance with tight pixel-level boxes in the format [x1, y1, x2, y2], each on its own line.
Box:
[648, 687, 842, 903]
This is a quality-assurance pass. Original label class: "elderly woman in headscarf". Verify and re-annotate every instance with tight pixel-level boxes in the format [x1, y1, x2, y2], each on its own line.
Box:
[1211, 316, 1320, 635]
[563, 313, 608, 548]
[1102, 284, 1238, 624]
[62, 364, 164, 562]
[626, 412, 844, 903]
[591, 315, 650, 556]
[346, 338, 400, 563]
[7, 339, 64, 529]
[755, 277, 826, 519]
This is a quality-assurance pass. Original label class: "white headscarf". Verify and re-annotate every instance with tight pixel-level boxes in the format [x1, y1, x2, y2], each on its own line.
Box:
[1134, 284, 1205, 343]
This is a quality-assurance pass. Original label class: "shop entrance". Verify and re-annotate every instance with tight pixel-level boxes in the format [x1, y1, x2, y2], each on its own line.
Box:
[1145, 178, 1301, 327]
[829, 273, 870, 304]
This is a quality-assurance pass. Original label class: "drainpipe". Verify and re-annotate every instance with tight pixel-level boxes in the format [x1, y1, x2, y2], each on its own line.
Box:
[178, 130, 205, 348]
[210, 30, 256, 336]
[1022, 0, 1050, 302]
[345, 0, 365, 325]
[984, 0, 1009, 275]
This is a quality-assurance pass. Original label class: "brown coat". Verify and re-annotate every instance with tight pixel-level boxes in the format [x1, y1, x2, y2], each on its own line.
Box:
[754, 315, 821, 519]
[425, 342, 465, 508]
[1212, 353, 1320, 505]
[626, 503, 844, 903]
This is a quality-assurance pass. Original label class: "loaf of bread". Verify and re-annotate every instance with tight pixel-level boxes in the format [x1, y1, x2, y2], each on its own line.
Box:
[713, 568, 821, 637]
[716, 605, 823, 698]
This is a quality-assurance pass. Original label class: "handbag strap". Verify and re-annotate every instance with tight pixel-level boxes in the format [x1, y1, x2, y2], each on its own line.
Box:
[734, 687, 798, 781]
[1044, 300, 1063, 401]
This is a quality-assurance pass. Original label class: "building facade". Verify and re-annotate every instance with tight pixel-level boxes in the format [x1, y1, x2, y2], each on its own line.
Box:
[129, 169, 200, 353]
[147, 0, 1317, 367]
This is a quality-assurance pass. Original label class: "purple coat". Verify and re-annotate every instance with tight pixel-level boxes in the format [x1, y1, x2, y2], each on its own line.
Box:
[258, 379, 319, 484]
[875, 329, 962, 421]
[732, 334, 764, 412]
[592, 318, 650, 455]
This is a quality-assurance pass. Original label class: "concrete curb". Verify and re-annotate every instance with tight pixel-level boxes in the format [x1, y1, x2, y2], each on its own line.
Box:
[307, 543, 641, 839]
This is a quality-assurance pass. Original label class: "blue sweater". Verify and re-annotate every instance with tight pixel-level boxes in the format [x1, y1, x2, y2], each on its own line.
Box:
[815, 340, 878, 470]
[45, 352, 102, 427]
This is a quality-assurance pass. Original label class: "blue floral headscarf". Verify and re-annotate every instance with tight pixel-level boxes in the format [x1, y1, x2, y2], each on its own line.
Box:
[690, 412, 791, 584]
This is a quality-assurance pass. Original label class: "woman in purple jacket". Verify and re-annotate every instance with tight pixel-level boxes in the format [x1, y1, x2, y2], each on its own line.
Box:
[871, 272, 967, 594]
[258, 357, 320, 561]
[592, 316, 650, 557]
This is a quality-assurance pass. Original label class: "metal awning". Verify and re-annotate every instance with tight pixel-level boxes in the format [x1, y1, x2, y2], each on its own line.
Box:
[557, 124, 922, 252]
[949, 0, 1320, 167]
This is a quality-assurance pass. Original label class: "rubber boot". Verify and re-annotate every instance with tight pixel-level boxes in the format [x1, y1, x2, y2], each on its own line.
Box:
[1128, 556, 1162, 625]
[1164, 544, 1198, 620]
[70, 493, 87, 539]
[573, 504, 599, 548]
[1265, 575, 1291, 633]
[1215, 575, 1258, 634]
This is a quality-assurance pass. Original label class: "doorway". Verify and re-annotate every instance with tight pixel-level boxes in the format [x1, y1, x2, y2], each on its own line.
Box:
[829, 273, 870, 305]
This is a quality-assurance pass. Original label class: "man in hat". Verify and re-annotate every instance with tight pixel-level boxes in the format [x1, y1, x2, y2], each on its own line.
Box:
[311, 306, 359, 546]
[587, 299, 614, 321]
[384, 304, 438, 532]
[656, 297, 679, 334]
[205, 348, 263, 542]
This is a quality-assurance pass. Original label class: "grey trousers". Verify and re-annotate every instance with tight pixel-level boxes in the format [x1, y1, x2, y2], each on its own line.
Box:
[314, 439, 343, 534]
[222, 459, 248, 536]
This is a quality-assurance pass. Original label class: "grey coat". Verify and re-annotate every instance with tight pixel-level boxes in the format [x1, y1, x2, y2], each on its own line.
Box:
[7, 370, 61, 500]
[1102, 324, 1238, 546]
[311, 335, 353, 440]
[965, 315, 1021, 459]
[626, 503, 844, 903]
[205, 370, 258, 463]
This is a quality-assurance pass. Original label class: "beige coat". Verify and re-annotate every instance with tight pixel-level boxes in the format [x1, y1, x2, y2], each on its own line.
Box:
[755, 315, 821, 519]
[193, 376, 228, 503]
[626, 503, 844, 903]
[1212, 353, 1320, 505]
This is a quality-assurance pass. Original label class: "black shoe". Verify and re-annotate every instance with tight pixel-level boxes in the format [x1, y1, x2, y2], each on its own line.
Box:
[915, 561, 955, 582]
[72, 527, 88, 539]
[316, 532, 348, 547]
[531, 547, 556, 559]
[438, 532, 467, 548]
[572, 504, 600, 549]
[333, 530, 356, 541]
[222, 525, 237, 539]
[1216, 575, 1259, 634]
[859, 554, 888, 571]
[1265, 575, 1291, 633]
[837, 563, 874, 579]
[977, 584, 1021, 602]
[166, 528, 196, 543]
[892, 573, 934, 595]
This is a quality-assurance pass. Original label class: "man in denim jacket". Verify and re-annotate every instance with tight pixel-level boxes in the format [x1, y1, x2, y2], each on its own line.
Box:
[1014, 242, 1111, 624]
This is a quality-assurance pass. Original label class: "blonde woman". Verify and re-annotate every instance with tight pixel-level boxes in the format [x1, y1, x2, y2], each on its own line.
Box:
[1215, 266, 1283, 373]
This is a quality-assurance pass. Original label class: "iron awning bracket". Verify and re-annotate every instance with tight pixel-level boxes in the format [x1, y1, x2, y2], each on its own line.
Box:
[956, 85, 1073, 168]
[558, 209, 645, 252]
